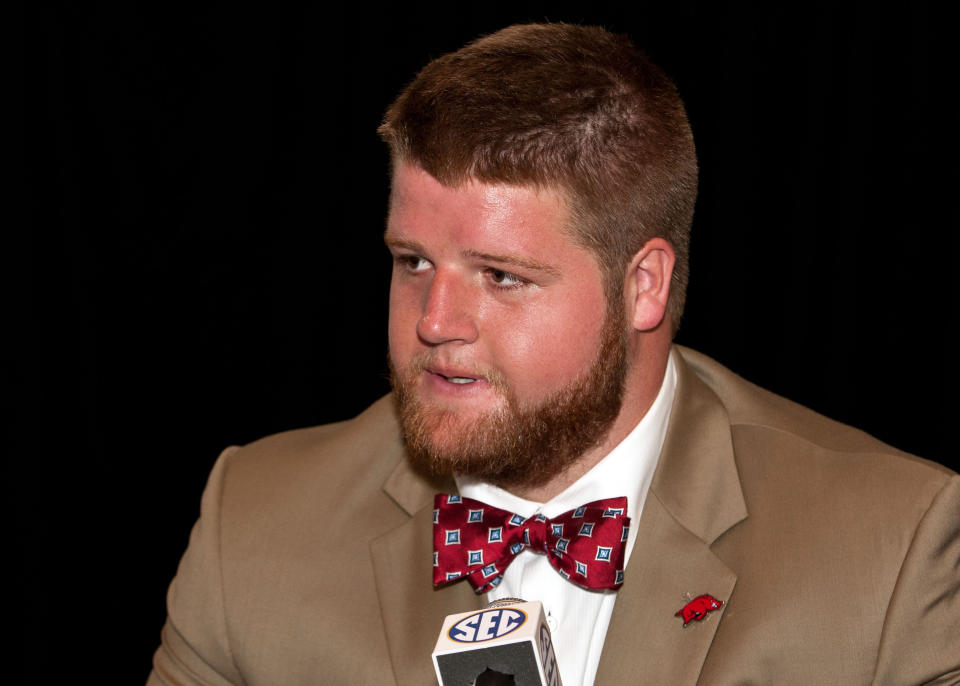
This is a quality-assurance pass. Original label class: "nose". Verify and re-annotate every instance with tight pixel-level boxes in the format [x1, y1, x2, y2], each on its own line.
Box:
[416, 268, 479, 346]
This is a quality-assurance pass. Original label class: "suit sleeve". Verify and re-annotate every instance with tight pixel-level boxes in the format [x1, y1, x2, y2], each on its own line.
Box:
[872, 473, 960, 685]
[147, 447, 245, 686]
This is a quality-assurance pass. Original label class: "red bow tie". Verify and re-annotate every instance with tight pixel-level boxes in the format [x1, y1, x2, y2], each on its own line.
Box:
[433, 494, 630, 593]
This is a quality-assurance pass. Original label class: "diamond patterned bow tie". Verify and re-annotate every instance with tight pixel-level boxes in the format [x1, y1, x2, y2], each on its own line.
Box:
[433, 494, 630, 593]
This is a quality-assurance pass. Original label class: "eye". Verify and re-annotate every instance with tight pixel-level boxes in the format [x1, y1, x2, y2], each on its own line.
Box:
[396, 255, 431, 273]
[486, 268, 527, 289]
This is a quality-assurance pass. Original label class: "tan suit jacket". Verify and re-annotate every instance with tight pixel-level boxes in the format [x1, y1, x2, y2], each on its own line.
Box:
[149, 347, 960, 685]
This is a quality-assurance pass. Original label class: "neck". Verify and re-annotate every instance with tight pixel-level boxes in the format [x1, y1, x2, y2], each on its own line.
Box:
[507, 341, 672, 502]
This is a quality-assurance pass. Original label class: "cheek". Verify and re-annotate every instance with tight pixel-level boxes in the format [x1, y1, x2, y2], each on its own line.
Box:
[492, 298, 607, 390]
[387, 281, 419, 360]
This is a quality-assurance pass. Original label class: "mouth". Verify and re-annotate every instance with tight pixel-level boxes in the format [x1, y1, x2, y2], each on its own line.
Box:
[398, 352, 508, 401]
[407, 361, 505, 405]
[423, 364, 487, 390]
[438, 374, 477, 385]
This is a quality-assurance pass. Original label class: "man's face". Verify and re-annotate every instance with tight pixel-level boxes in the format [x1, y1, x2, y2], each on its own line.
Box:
[385, 163, 627, 488]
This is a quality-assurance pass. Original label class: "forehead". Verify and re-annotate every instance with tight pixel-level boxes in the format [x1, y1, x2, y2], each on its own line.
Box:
[386, 163, 576, 253]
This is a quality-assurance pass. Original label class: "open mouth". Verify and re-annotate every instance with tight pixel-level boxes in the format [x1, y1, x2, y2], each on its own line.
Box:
[440, 374, 477, 385]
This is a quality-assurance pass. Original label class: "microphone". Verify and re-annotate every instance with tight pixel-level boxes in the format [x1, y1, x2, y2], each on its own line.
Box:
[432, 598, 562, 686]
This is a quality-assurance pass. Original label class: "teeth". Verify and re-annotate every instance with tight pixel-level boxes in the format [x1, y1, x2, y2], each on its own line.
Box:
[448, 377, 476, 384]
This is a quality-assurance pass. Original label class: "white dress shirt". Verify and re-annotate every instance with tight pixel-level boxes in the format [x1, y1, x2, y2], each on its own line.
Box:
[456, 352, 678, 686]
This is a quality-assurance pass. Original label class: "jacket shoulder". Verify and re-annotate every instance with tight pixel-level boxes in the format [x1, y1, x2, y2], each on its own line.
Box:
[210, 395, 408, 524]
[677, 345, 953, 480]
[154, 395, 408, 684]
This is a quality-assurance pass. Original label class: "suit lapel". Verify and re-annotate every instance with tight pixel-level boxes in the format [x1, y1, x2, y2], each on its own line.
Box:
[594, 493, 738, 685]
[595, 348, 747, 686]
[371, 459, 484, 686]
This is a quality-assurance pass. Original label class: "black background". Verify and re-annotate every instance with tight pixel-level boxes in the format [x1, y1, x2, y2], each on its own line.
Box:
[21, 2, 954, 683]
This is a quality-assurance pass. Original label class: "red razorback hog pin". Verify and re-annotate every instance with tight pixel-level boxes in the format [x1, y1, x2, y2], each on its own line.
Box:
[675, 594, 723, 626]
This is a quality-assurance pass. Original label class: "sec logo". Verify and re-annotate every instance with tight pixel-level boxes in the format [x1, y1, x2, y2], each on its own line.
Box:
[448, 608, 527, 643]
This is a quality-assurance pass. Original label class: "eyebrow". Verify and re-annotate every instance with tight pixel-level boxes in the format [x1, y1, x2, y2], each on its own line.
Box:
[462, 249, 561, 277]
[383, 235, 422, 254]
[384, 234, 561, 277]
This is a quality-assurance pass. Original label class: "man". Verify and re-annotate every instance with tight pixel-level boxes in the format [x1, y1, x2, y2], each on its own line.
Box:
[149, 24, 959, 686]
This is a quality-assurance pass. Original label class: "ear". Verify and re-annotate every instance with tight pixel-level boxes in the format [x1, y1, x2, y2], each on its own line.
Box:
[624, 238, 675, 332]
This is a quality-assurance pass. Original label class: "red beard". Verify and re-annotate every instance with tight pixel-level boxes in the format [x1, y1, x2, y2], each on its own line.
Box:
[390, 307, 628, 490]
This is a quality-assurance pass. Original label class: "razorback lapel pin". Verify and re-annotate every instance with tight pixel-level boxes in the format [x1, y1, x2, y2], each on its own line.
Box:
[675, 594, 723, 626]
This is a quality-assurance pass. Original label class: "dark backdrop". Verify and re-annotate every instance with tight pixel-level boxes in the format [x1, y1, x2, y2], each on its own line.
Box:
[21, 2, 953, 683]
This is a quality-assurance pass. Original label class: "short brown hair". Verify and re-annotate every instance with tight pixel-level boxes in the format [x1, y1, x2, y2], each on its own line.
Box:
[379, 23, 697, 332]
